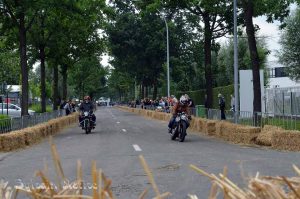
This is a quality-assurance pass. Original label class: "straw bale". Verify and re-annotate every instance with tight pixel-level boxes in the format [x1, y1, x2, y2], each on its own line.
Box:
[0, 131, 26, 151]
[255, 125, 281, 146]
[205, 120, 216, 136]
[227, 132, 258, 144]
[164, 113, 172, 122]
[23, 128, 42, 145]
[36, 124, 48, 137]
[271, 130, 300, 151]
[189, 118, 196, 131]
[216, 121, 237, 141]
[138, 109, 142, 115]
[196, 118, 206, 133]
[149, 111, 155, 118]
[158, 113, 164, 121]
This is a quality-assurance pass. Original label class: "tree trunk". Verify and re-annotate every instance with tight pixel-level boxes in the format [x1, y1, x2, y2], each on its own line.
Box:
[243, 0, 262, 113]
[39, 45, 46, 112]
[61, 65, 68, 100]
[153, 81, 158, 100]
[145, 86, 148, 98]
[203, 12, 213, 109]
[141, 83, 145, 99]
[52, 64, 59, 110]
[19, 13, 29, 116]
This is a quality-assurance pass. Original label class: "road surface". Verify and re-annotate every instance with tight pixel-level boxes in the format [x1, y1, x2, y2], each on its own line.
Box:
[1, 107, 300, 198]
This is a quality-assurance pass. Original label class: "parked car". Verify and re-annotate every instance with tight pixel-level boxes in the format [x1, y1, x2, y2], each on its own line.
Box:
[0, 103, 35, 117]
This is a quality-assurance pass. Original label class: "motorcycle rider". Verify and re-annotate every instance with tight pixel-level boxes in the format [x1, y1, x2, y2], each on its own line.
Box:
[79, 96, 96, 128]
[168, 95, 190, 133]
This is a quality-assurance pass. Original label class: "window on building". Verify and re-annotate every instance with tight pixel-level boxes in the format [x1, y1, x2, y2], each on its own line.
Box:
[268, 68, 275, 78]
[267, 67, 288, 78]
[275, 67, 288, 77]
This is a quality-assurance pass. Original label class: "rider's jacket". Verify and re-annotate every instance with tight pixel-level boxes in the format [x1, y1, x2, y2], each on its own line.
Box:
[172, 102, 188, 115]
[79, 102, 94, 112]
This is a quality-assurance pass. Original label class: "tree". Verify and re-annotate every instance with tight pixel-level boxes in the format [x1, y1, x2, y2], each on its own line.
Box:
[106, 1, 166, 99]
[1, 0, 39, 115]
[162, 0, 234, 108]
[240, 0, 293, 113]
[278, 8, 300, 80]
[68, 56, 108, 99]
[0, 37, 20, 85]
[217, 35, 269, 86]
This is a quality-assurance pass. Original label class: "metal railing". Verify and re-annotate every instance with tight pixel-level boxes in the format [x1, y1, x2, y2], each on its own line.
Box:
[129, 104, 300, 131]
[0, 110, 65, 134]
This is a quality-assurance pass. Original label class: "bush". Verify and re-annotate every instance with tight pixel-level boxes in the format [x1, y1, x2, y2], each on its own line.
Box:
[0, 114, 9, 120]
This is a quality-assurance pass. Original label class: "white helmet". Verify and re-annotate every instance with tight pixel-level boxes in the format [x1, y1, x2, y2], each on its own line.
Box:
[179, 95, 188, 105]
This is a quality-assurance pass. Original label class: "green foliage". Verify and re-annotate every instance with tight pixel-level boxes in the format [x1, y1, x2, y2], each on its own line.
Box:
[0, 114, 10, 120]
[69, 56, 108, 99]
[176, 85, 234, 109]
[216, 35, 269, 86]
[29, 104, 52, 113]
[0, 37, 20, 85]
[278, 8, 300, 80]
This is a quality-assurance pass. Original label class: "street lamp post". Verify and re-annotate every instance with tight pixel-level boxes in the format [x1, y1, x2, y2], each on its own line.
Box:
[234, 0, 239, 123]
[158, 10, 170, 97]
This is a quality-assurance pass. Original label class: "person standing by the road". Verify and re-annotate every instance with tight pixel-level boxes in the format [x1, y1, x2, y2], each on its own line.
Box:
[185, 94, 195, 116]
[64, 100, 72, 115]
[230, 94, 235, 112]
[218, 93, 226, 120]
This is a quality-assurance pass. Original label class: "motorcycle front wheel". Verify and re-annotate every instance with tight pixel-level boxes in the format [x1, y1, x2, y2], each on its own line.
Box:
[171, 126, 179, 140]
[179, 122, 187, 142]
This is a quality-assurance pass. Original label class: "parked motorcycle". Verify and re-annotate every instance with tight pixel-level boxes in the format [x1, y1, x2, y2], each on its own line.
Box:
[170, 112, 190, 142]
[80, 111, 93, 134]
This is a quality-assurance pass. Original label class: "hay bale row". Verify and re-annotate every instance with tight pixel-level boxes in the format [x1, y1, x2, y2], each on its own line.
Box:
[215, 121, 260, 144]
[0, 113, 78, 152]
[1, 131, 26, 151]
[271, 130, 300, 151]
[118, 106, 300, 151]
[255, 125, 281, 146]
[205, 120, 216, 136]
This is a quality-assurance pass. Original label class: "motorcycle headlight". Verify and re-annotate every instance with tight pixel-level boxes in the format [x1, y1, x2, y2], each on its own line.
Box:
[84, 112, 89, 116]
[175, 117, 180, 122]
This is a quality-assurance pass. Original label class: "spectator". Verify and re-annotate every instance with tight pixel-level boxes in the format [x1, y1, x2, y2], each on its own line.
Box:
[185, 94, 195, 115]
[60, 100, 67, 110]
[218, 93, 226, 120]
[71, 101, 76, 112]
[64, 100, 73, 115]
[204, 95, 208, 109]
[230, 94, 235, 112]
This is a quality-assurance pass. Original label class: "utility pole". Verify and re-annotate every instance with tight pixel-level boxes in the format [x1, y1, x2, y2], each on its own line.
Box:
[157, 9, 170, 97]
[234, 0, 239, 123]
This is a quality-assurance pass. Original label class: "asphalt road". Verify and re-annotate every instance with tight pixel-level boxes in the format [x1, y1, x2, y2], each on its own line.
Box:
[1, 107, 300, 198]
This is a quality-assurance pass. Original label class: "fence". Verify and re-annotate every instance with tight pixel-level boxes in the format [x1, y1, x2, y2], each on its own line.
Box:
[132, 104, 300, 131]
[194, 106, 300, 131]
[0, 110, 65, 134]
[265, 87, 300, 115]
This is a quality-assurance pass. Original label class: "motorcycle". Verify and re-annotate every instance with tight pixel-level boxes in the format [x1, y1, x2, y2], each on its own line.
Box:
[80, 111, 93, 134]
[170, 112, 190, 142]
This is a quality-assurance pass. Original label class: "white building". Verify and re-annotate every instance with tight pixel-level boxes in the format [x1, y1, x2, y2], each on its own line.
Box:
[265, 61, 300, 115]
[266, 61, 300, 88]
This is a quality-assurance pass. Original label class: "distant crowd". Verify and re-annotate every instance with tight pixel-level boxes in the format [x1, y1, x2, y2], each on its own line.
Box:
[128, 94, 195, 114]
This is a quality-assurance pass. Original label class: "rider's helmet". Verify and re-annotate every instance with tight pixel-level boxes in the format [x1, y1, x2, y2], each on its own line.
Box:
[84, 96, 90, 103]
[179, 95, 188, 105]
